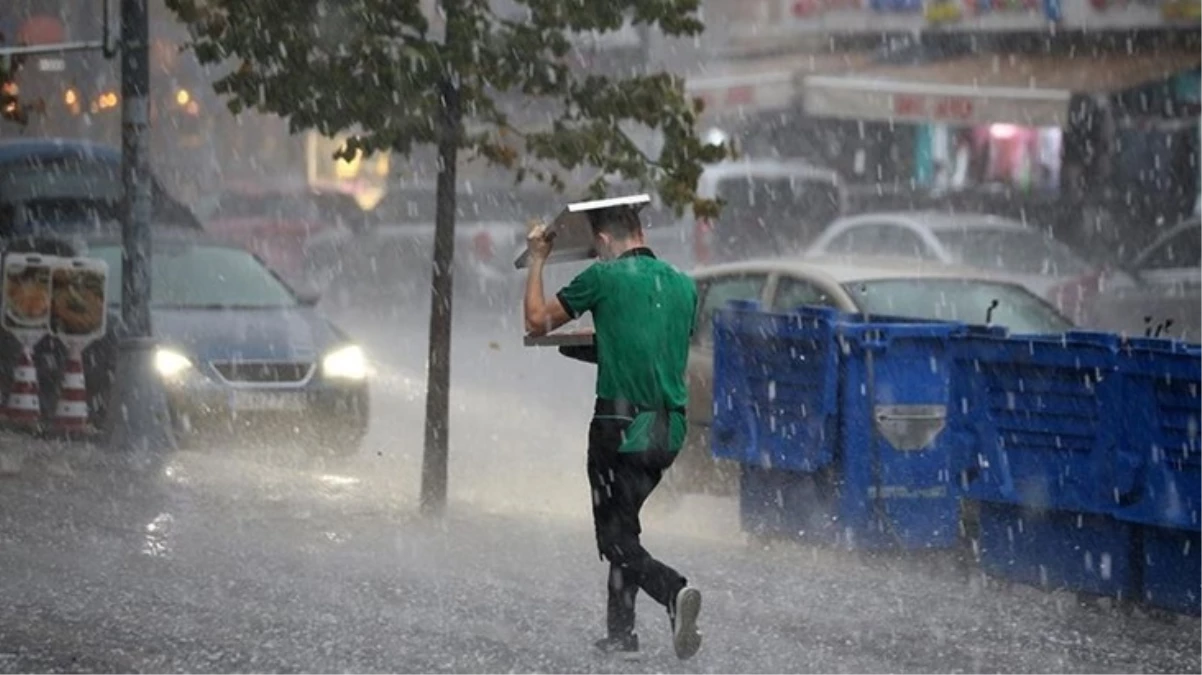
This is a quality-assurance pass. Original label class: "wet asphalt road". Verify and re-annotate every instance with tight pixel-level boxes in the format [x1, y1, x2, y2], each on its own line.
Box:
[0, 299, 1199, 673]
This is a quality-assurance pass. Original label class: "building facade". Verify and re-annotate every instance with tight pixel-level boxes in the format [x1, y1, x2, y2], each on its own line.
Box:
[679, 0, 1200, 254]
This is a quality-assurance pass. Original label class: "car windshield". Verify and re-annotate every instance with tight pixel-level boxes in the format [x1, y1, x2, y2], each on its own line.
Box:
[88, 243, 299, 309]
[934, 228, 1089, 276]
[845, 278, 1074, 334]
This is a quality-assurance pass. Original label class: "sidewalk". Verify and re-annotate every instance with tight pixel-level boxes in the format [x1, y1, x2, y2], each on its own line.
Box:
[0, 429, 98, 478]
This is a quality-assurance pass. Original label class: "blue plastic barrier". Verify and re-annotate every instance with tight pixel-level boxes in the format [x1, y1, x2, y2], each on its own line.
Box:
[715, 299, 1201, 605]
[1112, 338, 1201, 532]
[715, 303, 966, 550]
[950, 331, 1124, 515]
[977, 501, 1135, 600]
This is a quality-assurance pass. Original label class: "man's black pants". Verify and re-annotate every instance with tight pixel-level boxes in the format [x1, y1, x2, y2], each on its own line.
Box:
[587, 412, 687, 639]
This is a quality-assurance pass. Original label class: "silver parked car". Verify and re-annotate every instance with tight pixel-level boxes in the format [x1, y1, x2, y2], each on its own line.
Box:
[1083, 218, 1201, 341]
[803, 211, 1130, 324]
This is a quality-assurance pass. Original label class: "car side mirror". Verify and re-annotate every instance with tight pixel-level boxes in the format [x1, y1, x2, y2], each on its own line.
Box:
[295, 288, 322, 307]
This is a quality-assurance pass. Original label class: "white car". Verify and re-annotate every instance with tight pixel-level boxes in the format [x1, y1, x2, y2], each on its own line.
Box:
[1083, 218, 1201, 340]
[1131, 218, 1201, 293]
[803, 211, 1127, 324]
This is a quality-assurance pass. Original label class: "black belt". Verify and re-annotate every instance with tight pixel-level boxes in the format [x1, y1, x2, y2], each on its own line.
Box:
[594, 398, 685, 418]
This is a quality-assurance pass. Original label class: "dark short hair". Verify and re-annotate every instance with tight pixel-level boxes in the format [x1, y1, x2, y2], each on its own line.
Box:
[587, 206, 642, 239]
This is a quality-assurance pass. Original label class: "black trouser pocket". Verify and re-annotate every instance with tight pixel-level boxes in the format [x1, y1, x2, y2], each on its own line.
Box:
[649, 410, 670, 455]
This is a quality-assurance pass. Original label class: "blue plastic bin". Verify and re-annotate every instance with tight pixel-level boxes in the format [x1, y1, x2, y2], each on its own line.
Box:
[712, 301, 839, 473]
[1112, 338, 1201, 531]
[836, 317, 966, 550]
[715, 303, 966, 550]
[949, 331, 1123, 515]
[977, 500, 1135, 600]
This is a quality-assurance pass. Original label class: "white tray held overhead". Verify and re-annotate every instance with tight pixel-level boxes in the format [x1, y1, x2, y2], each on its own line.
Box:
[512, 193, 651, 269]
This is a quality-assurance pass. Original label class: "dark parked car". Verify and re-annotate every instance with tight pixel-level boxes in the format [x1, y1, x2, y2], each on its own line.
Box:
[0, 137, 201, 241]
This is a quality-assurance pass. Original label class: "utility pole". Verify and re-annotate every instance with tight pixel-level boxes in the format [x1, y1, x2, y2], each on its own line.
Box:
[106, 0, 176, 459]
[121, 0, 151, 338]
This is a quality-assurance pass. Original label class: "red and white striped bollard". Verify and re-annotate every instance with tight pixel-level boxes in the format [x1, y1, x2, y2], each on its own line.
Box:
[4, 347, 41, 429]
[52, 349, 89, 434]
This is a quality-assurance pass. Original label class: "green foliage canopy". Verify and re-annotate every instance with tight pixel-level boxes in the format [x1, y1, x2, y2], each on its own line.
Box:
[165, 0, 730, 215]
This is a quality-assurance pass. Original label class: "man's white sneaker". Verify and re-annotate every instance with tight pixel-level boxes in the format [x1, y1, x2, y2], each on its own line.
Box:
[670, 586, 702, 660]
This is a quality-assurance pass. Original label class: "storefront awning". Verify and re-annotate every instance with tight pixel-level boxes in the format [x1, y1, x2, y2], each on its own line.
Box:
[802, 52, 1200, 127]
[686, 52, 873, 119]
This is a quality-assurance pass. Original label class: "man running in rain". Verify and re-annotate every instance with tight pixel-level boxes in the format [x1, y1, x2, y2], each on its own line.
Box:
[522, 201, 703, 660]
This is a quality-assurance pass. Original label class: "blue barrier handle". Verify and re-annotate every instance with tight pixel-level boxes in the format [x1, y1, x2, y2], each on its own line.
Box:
[740, 386, 759, 465]
[995, 447, 1021, 503]
[1110, 438, 1146, 508]
[716, 317, 760, 465]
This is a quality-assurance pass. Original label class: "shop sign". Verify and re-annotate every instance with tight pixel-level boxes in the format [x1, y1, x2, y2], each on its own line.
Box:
[36, 58, 66, 73]
[716, 0, 1083, 40]
[1060, 0, 1186, 28]
[893, 93, 976, 121]
[777, 0, 926, 33]
[304, 131, 390, 210]
[1084, 0, 1160, 11]
[1161, 0, 1201, 21]
[686, 70, 796, 117]
[923, 0, 1055, 26]
[789, 0, 877, 19]
[782, 0, 929, 19]
[803, 75, 1072, 127]
[1081, 0, 1202, 20]
[868, 0, 925, 11]
[717, 0, 1189, 39]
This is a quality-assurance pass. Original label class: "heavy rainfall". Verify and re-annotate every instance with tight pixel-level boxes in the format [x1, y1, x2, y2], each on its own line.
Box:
[0, 0, 1199, 672]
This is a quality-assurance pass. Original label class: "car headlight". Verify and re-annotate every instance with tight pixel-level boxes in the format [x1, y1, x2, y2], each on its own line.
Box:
[154, 348, 193, 378]
[322, 345, 367, 380]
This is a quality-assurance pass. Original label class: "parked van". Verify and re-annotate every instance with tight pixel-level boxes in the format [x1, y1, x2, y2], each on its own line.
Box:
[645, 158, 846, 271]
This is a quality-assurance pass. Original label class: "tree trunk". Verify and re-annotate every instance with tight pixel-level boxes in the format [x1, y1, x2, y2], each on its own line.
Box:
[419, 71, 462, 517]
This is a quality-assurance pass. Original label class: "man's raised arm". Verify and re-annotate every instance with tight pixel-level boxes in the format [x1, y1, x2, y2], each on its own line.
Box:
[524, 260, 572, 336]
[523, 221, 572, 336]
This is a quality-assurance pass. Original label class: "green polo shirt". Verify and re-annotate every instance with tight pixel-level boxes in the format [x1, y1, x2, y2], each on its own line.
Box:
[556, 248, 698, 453]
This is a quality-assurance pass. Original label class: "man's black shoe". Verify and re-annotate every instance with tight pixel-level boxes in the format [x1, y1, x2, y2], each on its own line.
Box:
[594, 632, 639, 657]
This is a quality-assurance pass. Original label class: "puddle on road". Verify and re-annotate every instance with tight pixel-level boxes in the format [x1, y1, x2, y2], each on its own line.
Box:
[141, 512, 176, 559]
